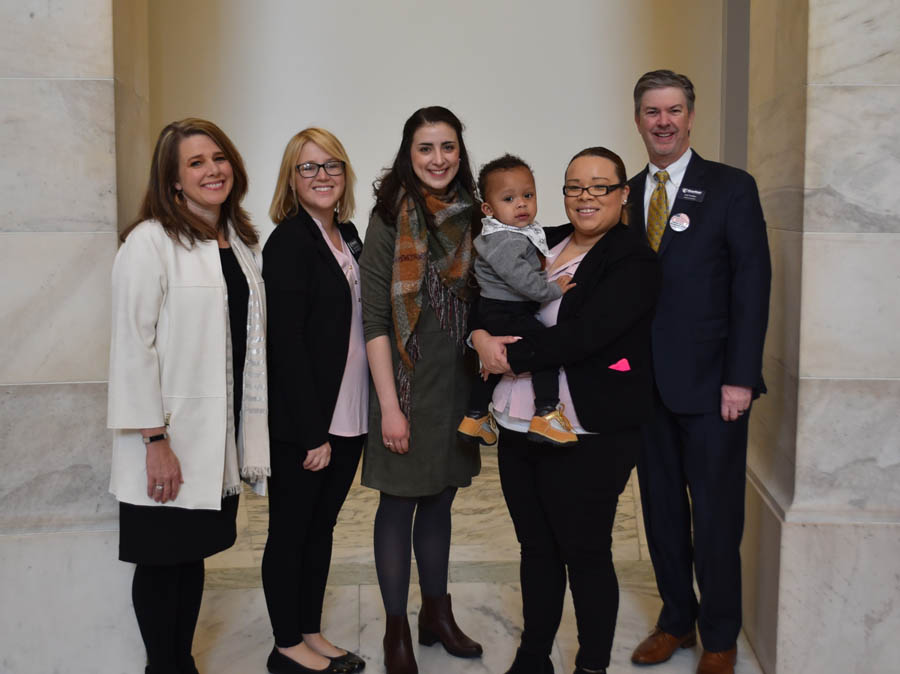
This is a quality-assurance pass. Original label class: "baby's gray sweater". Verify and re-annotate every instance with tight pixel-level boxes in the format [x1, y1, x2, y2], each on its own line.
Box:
[473, 229, 562, 303]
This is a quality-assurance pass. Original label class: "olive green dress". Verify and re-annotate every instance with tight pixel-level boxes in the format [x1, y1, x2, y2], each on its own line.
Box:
[359, 213, 481, 497]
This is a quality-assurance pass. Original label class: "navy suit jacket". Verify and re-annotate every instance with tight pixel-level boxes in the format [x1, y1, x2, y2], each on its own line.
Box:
[627, 151, 771, 415]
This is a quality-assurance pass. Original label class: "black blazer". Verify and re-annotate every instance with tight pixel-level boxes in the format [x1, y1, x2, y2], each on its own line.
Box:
[263, 207, 364, 452]
[504, 223, 661, 432]
[627, 151, 771, 414]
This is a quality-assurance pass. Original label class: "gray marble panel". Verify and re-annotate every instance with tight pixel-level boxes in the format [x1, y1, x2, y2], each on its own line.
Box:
[794, 378, 900, 516]
[0, 79, 117, 232]
[0, 232, 117, 385]
[808, 0, 900, 85]
[748, 87, 807, 234]
[741, 482, 782, 674]
[804, 86, 900, 233]
[0, 0, 113, 78]
[114, 78, 152, 234]
[0, 383, 117, 534]
[799, 233, 900, 379]
[748, 356, 798, 514]
[0, 529, 141, 673]
[765, 228, 802, 375]
[778, 520, 900, 673]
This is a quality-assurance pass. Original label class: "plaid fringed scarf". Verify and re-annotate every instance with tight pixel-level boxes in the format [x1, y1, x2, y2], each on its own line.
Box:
[391, 188, 476, 416]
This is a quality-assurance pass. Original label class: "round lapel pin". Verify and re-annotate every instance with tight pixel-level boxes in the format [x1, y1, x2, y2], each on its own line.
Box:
[669, 212, 690, 232]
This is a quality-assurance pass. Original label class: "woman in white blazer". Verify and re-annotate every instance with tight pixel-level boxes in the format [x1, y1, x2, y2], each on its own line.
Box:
[108, 118, 270, 674]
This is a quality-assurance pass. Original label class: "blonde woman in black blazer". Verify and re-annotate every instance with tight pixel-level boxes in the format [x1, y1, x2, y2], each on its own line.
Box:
[472, 147, 660, 674]
[261, 128, 367, 674]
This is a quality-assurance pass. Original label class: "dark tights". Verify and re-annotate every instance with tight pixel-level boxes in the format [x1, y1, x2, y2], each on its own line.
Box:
[374, 487, 457, 616]
[132, 561, 204, 674]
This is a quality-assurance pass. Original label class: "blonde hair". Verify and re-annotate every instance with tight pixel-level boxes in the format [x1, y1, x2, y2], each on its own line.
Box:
[269, 127, 357, 224]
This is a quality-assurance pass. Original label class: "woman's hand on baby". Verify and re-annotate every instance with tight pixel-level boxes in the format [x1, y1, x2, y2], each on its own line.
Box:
[471, 329, 517, 374]
[554, 275, 576, 294]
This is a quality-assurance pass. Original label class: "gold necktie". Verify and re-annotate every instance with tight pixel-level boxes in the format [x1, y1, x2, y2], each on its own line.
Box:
[647, 170, 669, 252]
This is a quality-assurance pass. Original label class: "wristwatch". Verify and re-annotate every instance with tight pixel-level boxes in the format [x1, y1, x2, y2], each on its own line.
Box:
[142, 432, 168, 444]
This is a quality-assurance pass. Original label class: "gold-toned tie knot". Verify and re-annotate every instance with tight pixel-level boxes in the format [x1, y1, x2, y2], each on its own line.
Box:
[647, 170, 670, 251]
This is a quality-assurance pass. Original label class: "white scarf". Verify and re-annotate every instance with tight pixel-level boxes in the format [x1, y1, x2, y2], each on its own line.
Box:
[480, 216, 550, 256]
[222, 226, 270, 497]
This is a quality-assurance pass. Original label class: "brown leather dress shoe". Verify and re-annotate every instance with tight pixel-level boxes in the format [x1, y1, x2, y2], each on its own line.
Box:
[631, 626, 697, 665]
[696, 647, 737, 674]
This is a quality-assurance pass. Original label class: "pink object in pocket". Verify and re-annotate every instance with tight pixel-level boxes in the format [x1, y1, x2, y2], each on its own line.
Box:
[608, 358, 631, 372]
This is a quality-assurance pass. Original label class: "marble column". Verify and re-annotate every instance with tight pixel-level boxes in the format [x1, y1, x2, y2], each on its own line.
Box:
[0, 1, 146, 671]
[743, 1, 900, 672]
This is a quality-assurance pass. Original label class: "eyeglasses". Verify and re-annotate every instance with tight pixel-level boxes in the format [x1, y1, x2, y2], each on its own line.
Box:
[295, 160, 346, 178]
[562, 183, 625, 197]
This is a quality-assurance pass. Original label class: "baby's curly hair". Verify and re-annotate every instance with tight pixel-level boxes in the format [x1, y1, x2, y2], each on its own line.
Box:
[477, 154, 533, 201]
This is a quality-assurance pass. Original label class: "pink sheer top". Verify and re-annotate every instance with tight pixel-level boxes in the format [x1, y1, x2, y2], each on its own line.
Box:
[492, 234, 593, 434]
[314, 219, 369, 436]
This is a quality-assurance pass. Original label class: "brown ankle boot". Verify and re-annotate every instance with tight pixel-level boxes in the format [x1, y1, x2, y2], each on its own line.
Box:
[418, 593, 483, 658]
[384, 614, 418, 674]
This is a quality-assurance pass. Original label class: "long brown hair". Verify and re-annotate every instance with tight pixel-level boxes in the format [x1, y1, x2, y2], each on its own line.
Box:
[120, 118, 257, 246]
[371, 106, 477, 229]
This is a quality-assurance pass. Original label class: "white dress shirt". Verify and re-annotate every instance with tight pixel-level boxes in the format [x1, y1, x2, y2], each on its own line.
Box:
[642, 148, 693, 224]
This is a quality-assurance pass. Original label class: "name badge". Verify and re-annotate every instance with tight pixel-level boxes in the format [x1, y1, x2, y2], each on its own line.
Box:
[680, 187, 705, 202]
[669, 213, 690, 232]
[346, 237, 363, 259]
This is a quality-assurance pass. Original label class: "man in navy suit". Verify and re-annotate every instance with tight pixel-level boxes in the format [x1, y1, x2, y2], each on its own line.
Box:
[627, 70, 770, 674]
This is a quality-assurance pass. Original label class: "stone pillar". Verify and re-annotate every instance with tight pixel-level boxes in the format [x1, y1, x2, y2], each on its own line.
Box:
[743, 1, 900, 672]
[0, 2, 145, 670]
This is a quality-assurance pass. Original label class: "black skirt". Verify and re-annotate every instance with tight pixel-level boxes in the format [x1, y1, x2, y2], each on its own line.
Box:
[119, 494, 239, 565]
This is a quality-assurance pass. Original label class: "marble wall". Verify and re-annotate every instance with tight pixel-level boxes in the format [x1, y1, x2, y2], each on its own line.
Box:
[743, 0, 900, 672]
[0, 1, 142, 671]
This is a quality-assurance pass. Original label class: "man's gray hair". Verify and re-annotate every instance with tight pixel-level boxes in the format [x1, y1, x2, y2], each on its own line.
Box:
[633, 70, 696, 115]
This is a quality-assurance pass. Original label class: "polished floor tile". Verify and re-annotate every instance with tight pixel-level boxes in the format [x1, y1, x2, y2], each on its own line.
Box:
[195, 448, 764, 673]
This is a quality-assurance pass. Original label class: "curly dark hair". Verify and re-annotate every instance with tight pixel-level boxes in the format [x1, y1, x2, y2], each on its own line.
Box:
[477, 154, 533, 202]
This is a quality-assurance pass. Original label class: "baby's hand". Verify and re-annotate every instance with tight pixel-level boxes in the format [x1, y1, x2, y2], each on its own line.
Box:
[554, 275, 576, 294]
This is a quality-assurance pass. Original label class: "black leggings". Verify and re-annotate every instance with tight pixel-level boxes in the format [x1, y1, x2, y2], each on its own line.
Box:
[132, 561, 204, 674]
[499, 427, 636, 671]
[374, 486, 457, 616]
[262, 434, 364, 646]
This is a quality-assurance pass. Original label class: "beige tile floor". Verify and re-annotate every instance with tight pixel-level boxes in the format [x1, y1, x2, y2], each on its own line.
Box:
[197, 448, 763, 673]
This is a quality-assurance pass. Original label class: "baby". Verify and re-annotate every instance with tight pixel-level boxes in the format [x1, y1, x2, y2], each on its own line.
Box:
[458, 154, 577, 446]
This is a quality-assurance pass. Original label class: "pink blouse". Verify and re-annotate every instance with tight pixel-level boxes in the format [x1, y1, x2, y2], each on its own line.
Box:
[314, 219, 369, 436]
[492, 234, 593, 434]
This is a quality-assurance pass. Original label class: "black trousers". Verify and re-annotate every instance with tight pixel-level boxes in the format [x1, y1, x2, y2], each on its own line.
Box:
[468, 298, 559, 414]
[498, 426, 636, 671]
[261, 434, 364, 646]
[636, 394, 749, 652]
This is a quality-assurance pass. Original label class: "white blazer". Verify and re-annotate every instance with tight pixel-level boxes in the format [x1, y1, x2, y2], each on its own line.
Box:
[108, 220, 265, 509]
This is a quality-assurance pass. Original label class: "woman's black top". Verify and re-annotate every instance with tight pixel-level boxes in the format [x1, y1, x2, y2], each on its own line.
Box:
[220, 246, 248, 433]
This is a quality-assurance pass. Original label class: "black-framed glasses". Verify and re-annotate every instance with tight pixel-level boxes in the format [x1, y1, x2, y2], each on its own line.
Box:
[562, 183, 625, 197]
[296, 160, 346, 178]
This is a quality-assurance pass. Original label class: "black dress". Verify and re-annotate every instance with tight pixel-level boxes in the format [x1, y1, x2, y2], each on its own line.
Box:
[118, 247, 248, 565]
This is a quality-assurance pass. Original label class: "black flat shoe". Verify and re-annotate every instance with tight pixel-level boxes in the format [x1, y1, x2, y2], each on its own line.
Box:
[329, 649, 365, 672]
[267, 646, 345, 673]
